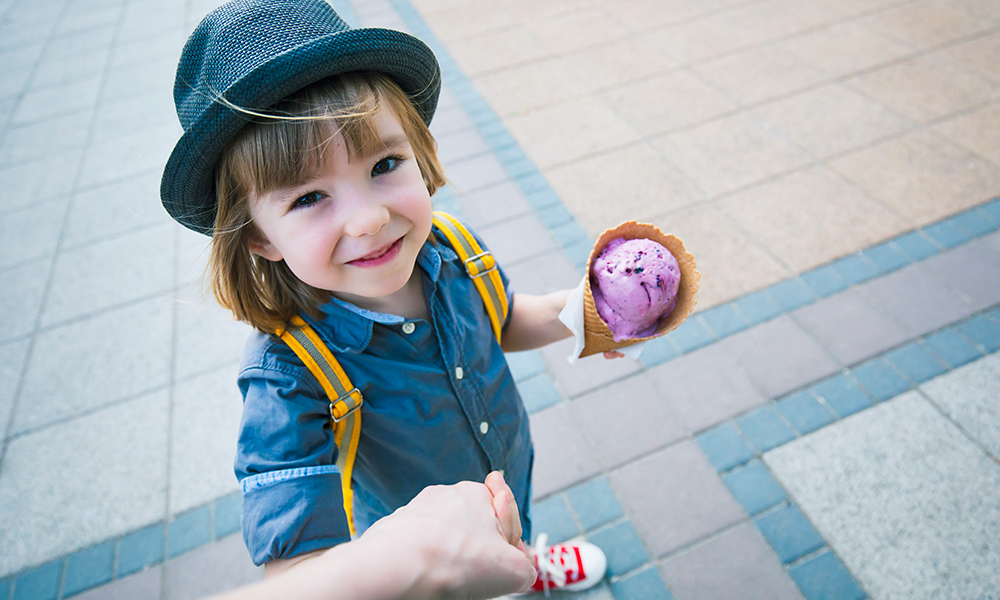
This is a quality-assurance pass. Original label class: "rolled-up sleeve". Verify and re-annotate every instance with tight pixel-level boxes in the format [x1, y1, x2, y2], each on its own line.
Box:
[236, 343, 352, 565]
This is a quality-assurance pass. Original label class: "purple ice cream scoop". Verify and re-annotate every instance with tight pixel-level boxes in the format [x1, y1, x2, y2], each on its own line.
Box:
[590, 237, 681, 342]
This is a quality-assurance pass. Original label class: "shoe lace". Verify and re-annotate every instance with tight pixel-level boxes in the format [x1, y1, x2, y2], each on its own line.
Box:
[533, 533, 566, 597]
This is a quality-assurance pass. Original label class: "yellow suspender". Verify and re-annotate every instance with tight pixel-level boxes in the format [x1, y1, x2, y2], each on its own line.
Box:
[274, 212, 506, 536]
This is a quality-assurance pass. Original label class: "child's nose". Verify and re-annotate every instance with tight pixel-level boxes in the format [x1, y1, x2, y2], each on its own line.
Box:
[344, 203, 390, 237]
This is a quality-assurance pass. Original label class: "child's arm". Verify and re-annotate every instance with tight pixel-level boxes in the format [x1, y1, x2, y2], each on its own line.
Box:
[213, 474, 535, 600]
[499, 290, 575, 353]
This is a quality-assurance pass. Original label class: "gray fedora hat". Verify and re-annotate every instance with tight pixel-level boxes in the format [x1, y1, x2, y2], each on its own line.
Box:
[160, 0, 441, 235]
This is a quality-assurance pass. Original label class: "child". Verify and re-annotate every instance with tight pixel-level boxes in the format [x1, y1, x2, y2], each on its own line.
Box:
[160, 0, 607, 592]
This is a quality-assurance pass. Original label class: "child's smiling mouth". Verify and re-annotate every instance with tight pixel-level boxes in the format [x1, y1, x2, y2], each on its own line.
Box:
[347, 236, 405, 268]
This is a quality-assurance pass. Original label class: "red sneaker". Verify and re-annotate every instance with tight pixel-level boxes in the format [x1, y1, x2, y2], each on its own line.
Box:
[528, 533, 607, 594]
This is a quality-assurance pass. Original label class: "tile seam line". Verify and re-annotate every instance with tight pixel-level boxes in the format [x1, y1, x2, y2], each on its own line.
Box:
[915, 384, 1000, 466]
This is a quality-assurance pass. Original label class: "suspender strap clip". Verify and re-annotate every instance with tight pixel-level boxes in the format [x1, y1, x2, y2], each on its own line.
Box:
[330, 388, 363, 423]
[464, 251, 497, 278]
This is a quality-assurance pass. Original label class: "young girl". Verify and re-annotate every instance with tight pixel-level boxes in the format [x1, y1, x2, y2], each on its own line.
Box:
[160, 0, 607, 592]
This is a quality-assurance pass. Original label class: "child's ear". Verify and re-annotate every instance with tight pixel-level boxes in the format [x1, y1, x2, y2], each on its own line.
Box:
[248, 232, 283, 262]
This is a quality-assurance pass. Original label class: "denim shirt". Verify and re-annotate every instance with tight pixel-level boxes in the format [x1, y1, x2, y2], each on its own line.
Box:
[235, 227, 532, 566]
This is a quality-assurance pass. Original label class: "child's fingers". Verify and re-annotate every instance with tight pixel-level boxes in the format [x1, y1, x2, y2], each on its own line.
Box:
[603, 350, 625, 359]
[485, 471, 522, 546]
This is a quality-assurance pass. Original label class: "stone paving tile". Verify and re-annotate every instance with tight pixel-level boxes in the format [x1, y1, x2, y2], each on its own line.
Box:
[565, 477, 624, 532]
[477, 211, 559, 266]
[720, 314, 839, 399]
[921, 351, 1000, 459]
[14, 297, 173, 434]
[610, 441, 744, 557]
[765, 390, 1000, 600]
[860, 261, 977, 336]
[77, 124, 180, 190]
[660, 522, 804, 600]
[0, 339, 30, 444]
[539, 337, 641, 399]
[500, 250, 582, 296]
[71, 565, 163, 600]
[754, 503, 825, 565]
[173, 289, 252, 381]
[452, 180, 533, 229]
[0, 151, 82, 214]
[859, 0, 991, 48]
[648, 343, 768, 433]
[571, 373, 686, 469]
[921, 238, 1000, 311]
[787, 550, 866, 600]
[0, 259, 50, 344]
[0, 199, 68, 271]
[163, 534, 262, 600]
[63, 172, 168, 248]
[529, 403, 602, 500]
[0, 390, 168, 578]
[691, 44, 827, 107]
[792, 288, 909, 367]
[588, 521, 650, 577]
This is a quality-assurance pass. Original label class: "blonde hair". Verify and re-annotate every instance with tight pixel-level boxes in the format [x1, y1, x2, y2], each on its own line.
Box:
[209, 72, 446, 333]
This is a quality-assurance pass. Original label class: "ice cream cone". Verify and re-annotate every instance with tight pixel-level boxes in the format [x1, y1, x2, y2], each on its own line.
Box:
[580, 222, 700, 358]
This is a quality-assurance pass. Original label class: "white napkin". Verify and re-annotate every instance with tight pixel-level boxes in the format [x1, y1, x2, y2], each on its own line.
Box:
[557, 276, 646, 365]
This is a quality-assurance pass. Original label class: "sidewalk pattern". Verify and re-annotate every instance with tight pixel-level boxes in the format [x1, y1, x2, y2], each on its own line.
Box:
[1, 0, 999, 598]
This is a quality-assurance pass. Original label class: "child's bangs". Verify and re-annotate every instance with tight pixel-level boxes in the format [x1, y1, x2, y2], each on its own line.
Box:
[226, 75, 388, 200]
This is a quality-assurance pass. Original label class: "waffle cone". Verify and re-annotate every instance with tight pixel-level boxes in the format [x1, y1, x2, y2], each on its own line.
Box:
[580, 222, 700, 358]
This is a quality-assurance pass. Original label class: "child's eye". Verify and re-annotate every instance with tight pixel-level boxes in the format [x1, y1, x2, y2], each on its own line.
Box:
[372, 156, 400, 176]
[291, 191, 323, 210]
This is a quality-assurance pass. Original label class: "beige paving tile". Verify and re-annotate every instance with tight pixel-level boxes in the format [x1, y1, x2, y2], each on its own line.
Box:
[721, 167, 906, 272]
[935, 31, 1000, 83]
[409, 0, 477, 16]
[523, 6, 631, 55]
[946, 0, 1000, 23]
[497, 0, 578, 22]
[503, 96, 641, 169]
[420, 0, 517, 42]
[601, 69, 738, 135]
[847, 53, 1000, 123]
[563, 37, 676, 93]
[858, 0, 991, 49]
[445, 25, 553, 76]
[809, 0, 918, 19]
[691, 45, 828, 105]
[472, 57, 588, 117]
[544, 143, 704, 236]
[778, 21, 912, 78]
[722, 0, 838, 42]
[753, 83, 915, 158]
[828, 129, 1000, 226]
[605, 0, 704, 33]
[651, 113, 812, 197]
[639, 13, 764, 65]
[651, 204, 791, 308]
[931, 102, 1000, 165]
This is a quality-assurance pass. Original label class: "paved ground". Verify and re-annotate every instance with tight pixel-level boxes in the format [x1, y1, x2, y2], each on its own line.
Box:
[1, 0, 998, 598]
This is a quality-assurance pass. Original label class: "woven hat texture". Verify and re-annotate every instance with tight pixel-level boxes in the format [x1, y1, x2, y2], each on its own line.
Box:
[160, 0, 441, 235]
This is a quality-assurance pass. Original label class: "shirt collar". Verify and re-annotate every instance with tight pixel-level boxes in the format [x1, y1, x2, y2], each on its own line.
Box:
[307, 240, 448, 353]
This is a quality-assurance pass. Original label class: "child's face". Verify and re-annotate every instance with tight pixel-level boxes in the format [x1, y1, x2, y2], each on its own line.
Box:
[248, 106, 434, 306]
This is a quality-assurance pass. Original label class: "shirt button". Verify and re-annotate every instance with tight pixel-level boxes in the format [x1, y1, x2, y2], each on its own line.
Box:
[480, 421, 489, 435]
[455, 367, 464, 380]
[402, 322, 415, 334]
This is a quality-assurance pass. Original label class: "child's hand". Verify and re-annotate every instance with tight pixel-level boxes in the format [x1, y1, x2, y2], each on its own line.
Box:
[484, 471, 523, 547]
[603, 350, 625, 359]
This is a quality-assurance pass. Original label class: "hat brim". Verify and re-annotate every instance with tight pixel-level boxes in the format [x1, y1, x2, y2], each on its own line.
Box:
[160, 27, 441, 235]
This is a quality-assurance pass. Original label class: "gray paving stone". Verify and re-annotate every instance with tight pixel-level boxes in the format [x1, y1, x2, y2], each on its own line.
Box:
[162, 534, 262, 600]
[792, 288, 909, 367]
[41, 223, 175, 326]
[70, 565, 162, 600]
[14, 76, 102, 125]
[444, 151, 511, 193]
[90, 89, 178, 146]
[0, 111, 92, 166]
[27, 45, 108, 90]
[660, 522, 804, 600]
[435, 125, 490, 164]
[170, 368, 243, 515]
[108, 26, 185, 71]
[0, 390, 168, 578]
[920, 352, 1000, 460]
[0, 259, 50, 344]
[15, 297, 173, 433]
[0, 151, 82, 214]
[0, 339, 30, 449]
[118, 0, 185, 42]
[478, 211, 559, 266]
[41, 24, 116, 60]
[77, 123, 180, 190]
[539, 337, 641, 399]
[64, 172, 170, 248]
[648, 344, 768, 433]
[530, 403, 602, 499]
[861, 262, 977, 336]
[101, 57, 176, 104]
[428, 101, 476, 137]
[175, 225, 212, 287]
[721, 315, 839, 399]
[609, 441, 745, 557]
[764, 392, 1000, 600]
[502, 251, 581, 295]
[922, 239, 1000, 311]
[174, 291, 252, 381]
[454, 180, 534, 229]
[571, 373, 686, 469]
[0, 200, 68, 271]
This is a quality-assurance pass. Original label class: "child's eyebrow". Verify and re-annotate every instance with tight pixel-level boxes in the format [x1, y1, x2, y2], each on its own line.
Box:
[364, 135, 410, 156]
